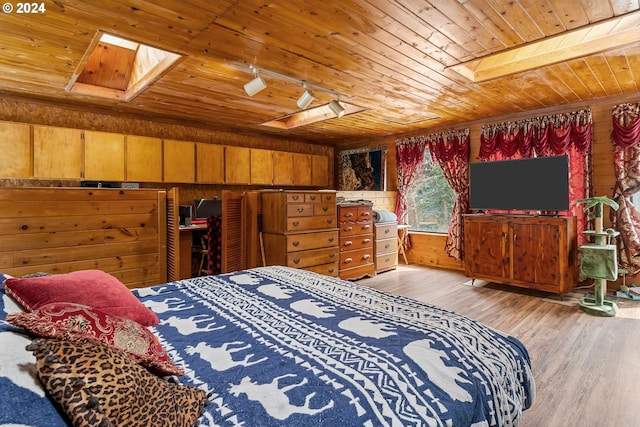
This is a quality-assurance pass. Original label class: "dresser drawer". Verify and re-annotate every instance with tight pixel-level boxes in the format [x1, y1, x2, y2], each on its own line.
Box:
[287, 230, 338, 252]
[339, 263, 375, 280]
[375, 222, 397, 238]
[375, 237, 397, 254]
[304, 262, 339, 277]
[358, 207, 372, 222]
[286, 192, 306, 203]
[314, 203, 336, 216]
[287, 215, 336, 232]
[339, 235, 373, 251]
[375, 253, 398, 272]
[286, 203, 313, 217]
[339, 222, 373, 236]
[339, 247, 373, 267]
[287, 247, 339, 268]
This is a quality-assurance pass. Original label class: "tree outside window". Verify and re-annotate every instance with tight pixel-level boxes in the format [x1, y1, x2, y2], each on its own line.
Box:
[404, 150, 456, 233]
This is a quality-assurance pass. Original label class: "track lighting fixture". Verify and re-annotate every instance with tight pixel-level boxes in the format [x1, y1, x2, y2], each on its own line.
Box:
[329, 100, 345, 118]
[244, 67, 267, 96]
[296, 85, 315, 109]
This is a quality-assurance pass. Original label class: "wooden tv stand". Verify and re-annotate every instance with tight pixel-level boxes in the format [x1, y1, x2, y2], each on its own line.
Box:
[463, 214, 577, 295]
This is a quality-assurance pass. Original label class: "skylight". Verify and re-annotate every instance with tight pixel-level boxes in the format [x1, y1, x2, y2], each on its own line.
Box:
[67, 31, 182, 101]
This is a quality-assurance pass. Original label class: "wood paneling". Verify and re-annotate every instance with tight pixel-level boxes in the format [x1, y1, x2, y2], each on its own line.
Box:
[0, 187, 167, 288]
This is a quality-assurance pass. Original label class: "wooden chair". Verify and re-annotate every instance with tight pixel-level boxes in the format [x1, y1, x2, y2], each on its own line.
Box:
[193, 233, 208, 276]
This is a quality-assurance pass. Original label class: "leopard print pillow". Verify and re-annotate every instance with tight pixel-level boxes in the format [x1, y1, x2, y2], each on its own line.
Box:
[27, 338, 209, 427]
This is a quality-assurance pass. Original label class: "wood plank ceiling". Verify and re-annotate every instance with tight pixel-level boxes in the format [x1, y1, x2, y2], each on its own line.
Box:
[0, 0, 638, 145]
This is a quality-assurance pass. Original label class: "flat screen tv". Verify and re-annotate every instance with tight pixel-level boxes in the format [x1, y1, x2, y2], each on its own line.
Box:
[469, 155, 570, 212]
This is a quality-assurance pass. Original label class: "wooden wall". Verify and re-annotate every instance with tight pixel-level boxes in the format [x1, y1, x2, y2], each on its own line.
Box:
[0, 187, 167, 288]
[341, 91, 640, 271]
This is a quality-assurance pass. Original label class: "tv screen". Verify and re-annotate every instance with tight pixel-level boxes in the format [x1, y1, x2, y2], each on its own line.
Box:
[469, 155, 570, 212]
[193, 198, 221, 219]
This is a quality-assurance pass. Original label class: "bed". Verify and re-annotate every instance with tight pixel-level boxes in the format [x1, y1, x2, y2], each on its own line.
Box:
[1, 266, 534, 426]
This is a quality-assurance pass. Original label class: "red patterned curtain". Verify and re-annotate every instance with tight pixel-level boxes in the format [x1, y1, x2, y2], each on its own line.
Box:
[479, 110, 593, 242]
[396, 129, 470, 261]
[428, 130, 470, 260]
[611, 103, 640, 275]
[395, 137, 428, 226]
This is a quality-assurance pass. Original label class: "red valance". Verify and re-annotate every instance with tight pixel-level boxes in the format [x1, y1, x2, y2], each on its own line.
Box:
[611, 103, 640, 149]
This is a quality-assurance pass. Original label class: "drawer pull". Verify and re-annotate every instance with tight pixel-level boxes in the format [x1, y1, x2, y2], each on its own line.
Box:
[322, 207, 329, 212]
[361, 212, 371, 217]
[328, 237, 334, 243]
[327, 219, 334, 225]
[385, 257, 391, 262]
[344, 226, 353, 232]
[363, 238, 371, 244]
[344, 258, 353, 264]
[363, 254, 371, 260]
[345, 212, 354, 218]
[309, 195, 316, 201]
[329, 253, 336, 258]
[325, 196, 333, 201]
[362, 225, 371, 230]
[344, 241, 353, 246]
[297, 207, 304, 213]
[385, 229, 390, 234]
[292, 241, 300, 247]
[293, 258, 300, 264]
[293, 221, 300, 227]
[292, 195, 299, 200]
[328, 268, 335, 273]
[384, 243, 391, 249]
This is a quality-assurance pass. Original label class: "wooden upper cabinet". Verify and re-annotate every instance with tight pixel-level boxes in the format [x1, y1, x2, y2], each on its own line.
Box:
[293, 153, 312, 186]
[273, 151, 294, 186]
[33, 125, 83, 179]
[84, 131, 125, 181]
[164, 139, 195, 183]
[126, 135, 163, 182]
[196, 143, 224, 183]
[225, 146, 250, 184]
[250, 148, 273, 185]
[311, 154, 329, 187]
[0, 121, 31, 178]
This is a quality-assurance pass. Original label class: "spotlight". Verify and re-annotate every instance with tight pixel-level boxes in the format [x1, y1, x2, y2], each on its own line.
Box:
[329, 100, 345, 118]
[296, 86, 315, 109]
[244, 74, 267, 96]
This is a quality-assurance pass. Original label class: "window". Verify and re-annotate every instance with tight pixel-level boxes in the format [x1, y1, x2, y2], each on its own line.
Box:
[404, 150, 456, 233]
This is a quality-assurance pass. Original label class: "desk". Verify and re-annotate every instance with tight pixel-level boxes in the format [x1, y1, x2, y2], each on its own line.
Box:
[397, 224, 410, 265]
[179, 224, 207, 279]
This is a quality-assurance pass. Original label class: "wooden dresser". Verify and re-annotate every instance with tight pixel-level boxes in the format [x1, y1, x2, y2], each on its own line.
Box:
[374, 222, 398, 273]
[261, 190, 339, 276]
[338, 203, 375, 280]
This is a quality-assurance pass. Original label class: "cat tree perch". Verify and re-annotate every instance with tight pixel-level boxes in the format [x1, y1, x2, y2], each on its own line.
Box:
[576, 196, 620, 317]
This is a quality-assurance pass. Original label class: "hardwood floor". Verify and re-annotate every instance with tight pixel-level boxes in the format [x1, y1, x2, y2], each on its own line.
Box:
[357, 265, 640, 427]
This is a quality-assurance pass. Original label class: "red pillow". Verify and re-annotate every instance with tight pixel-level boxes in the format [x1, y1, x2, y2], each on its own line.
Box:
[7, 302, 183, 376]
[3, 269, 158, 326]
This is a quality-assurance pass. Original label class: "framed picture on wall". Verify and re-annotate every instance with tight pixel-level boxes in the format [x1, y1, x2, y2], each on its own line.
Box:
[338, 145, 387, 191]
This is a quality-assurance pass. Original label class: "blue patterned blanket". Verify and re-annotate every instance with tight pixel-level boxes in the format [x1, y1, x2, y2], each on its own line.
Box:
[1, 266, 534, 426]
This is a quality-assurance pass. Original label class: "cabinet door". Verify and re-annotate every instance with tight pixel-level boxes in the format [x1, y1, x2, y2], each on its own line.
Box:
[196, 143, 224, 183]
[164, 139, 195, 183]
[0, 121, 31, 178]
[33, 125, 83, 179]
[511, 223, 561, 286]
[273, 151, 294, 185]
[464, 218, 508, 279]
[250, 148, 273, 185]
[84, 131, 125, 181]
[225, 146, 250, 184]
[293, 153, 312, 186]
[311, 154, 329, 187]
[126, 135, 163, 182]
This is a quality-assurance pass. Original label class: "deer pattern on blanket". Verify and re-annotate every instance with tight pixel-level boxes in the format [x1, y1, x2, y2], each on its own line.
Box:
[139, 267, 534, 427]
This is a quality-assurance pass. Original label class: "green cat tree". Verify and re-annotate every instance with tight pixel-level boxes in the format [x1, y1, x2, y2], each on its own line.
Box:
[576, 196, 620, 317]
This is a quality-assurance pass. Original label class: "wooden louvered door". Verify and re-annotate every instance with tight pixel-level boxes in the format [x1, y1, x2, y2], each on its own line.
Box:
[166, 187, 180, 282]
[222, 190, 245, 273]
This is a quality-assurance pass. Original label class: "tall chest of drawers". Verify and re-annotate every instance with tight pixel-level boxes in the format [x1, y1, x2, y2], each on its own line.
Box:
[338, 203, 375, 280]
[261, 190, 339, 276]
[374, 222, 398, 273]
